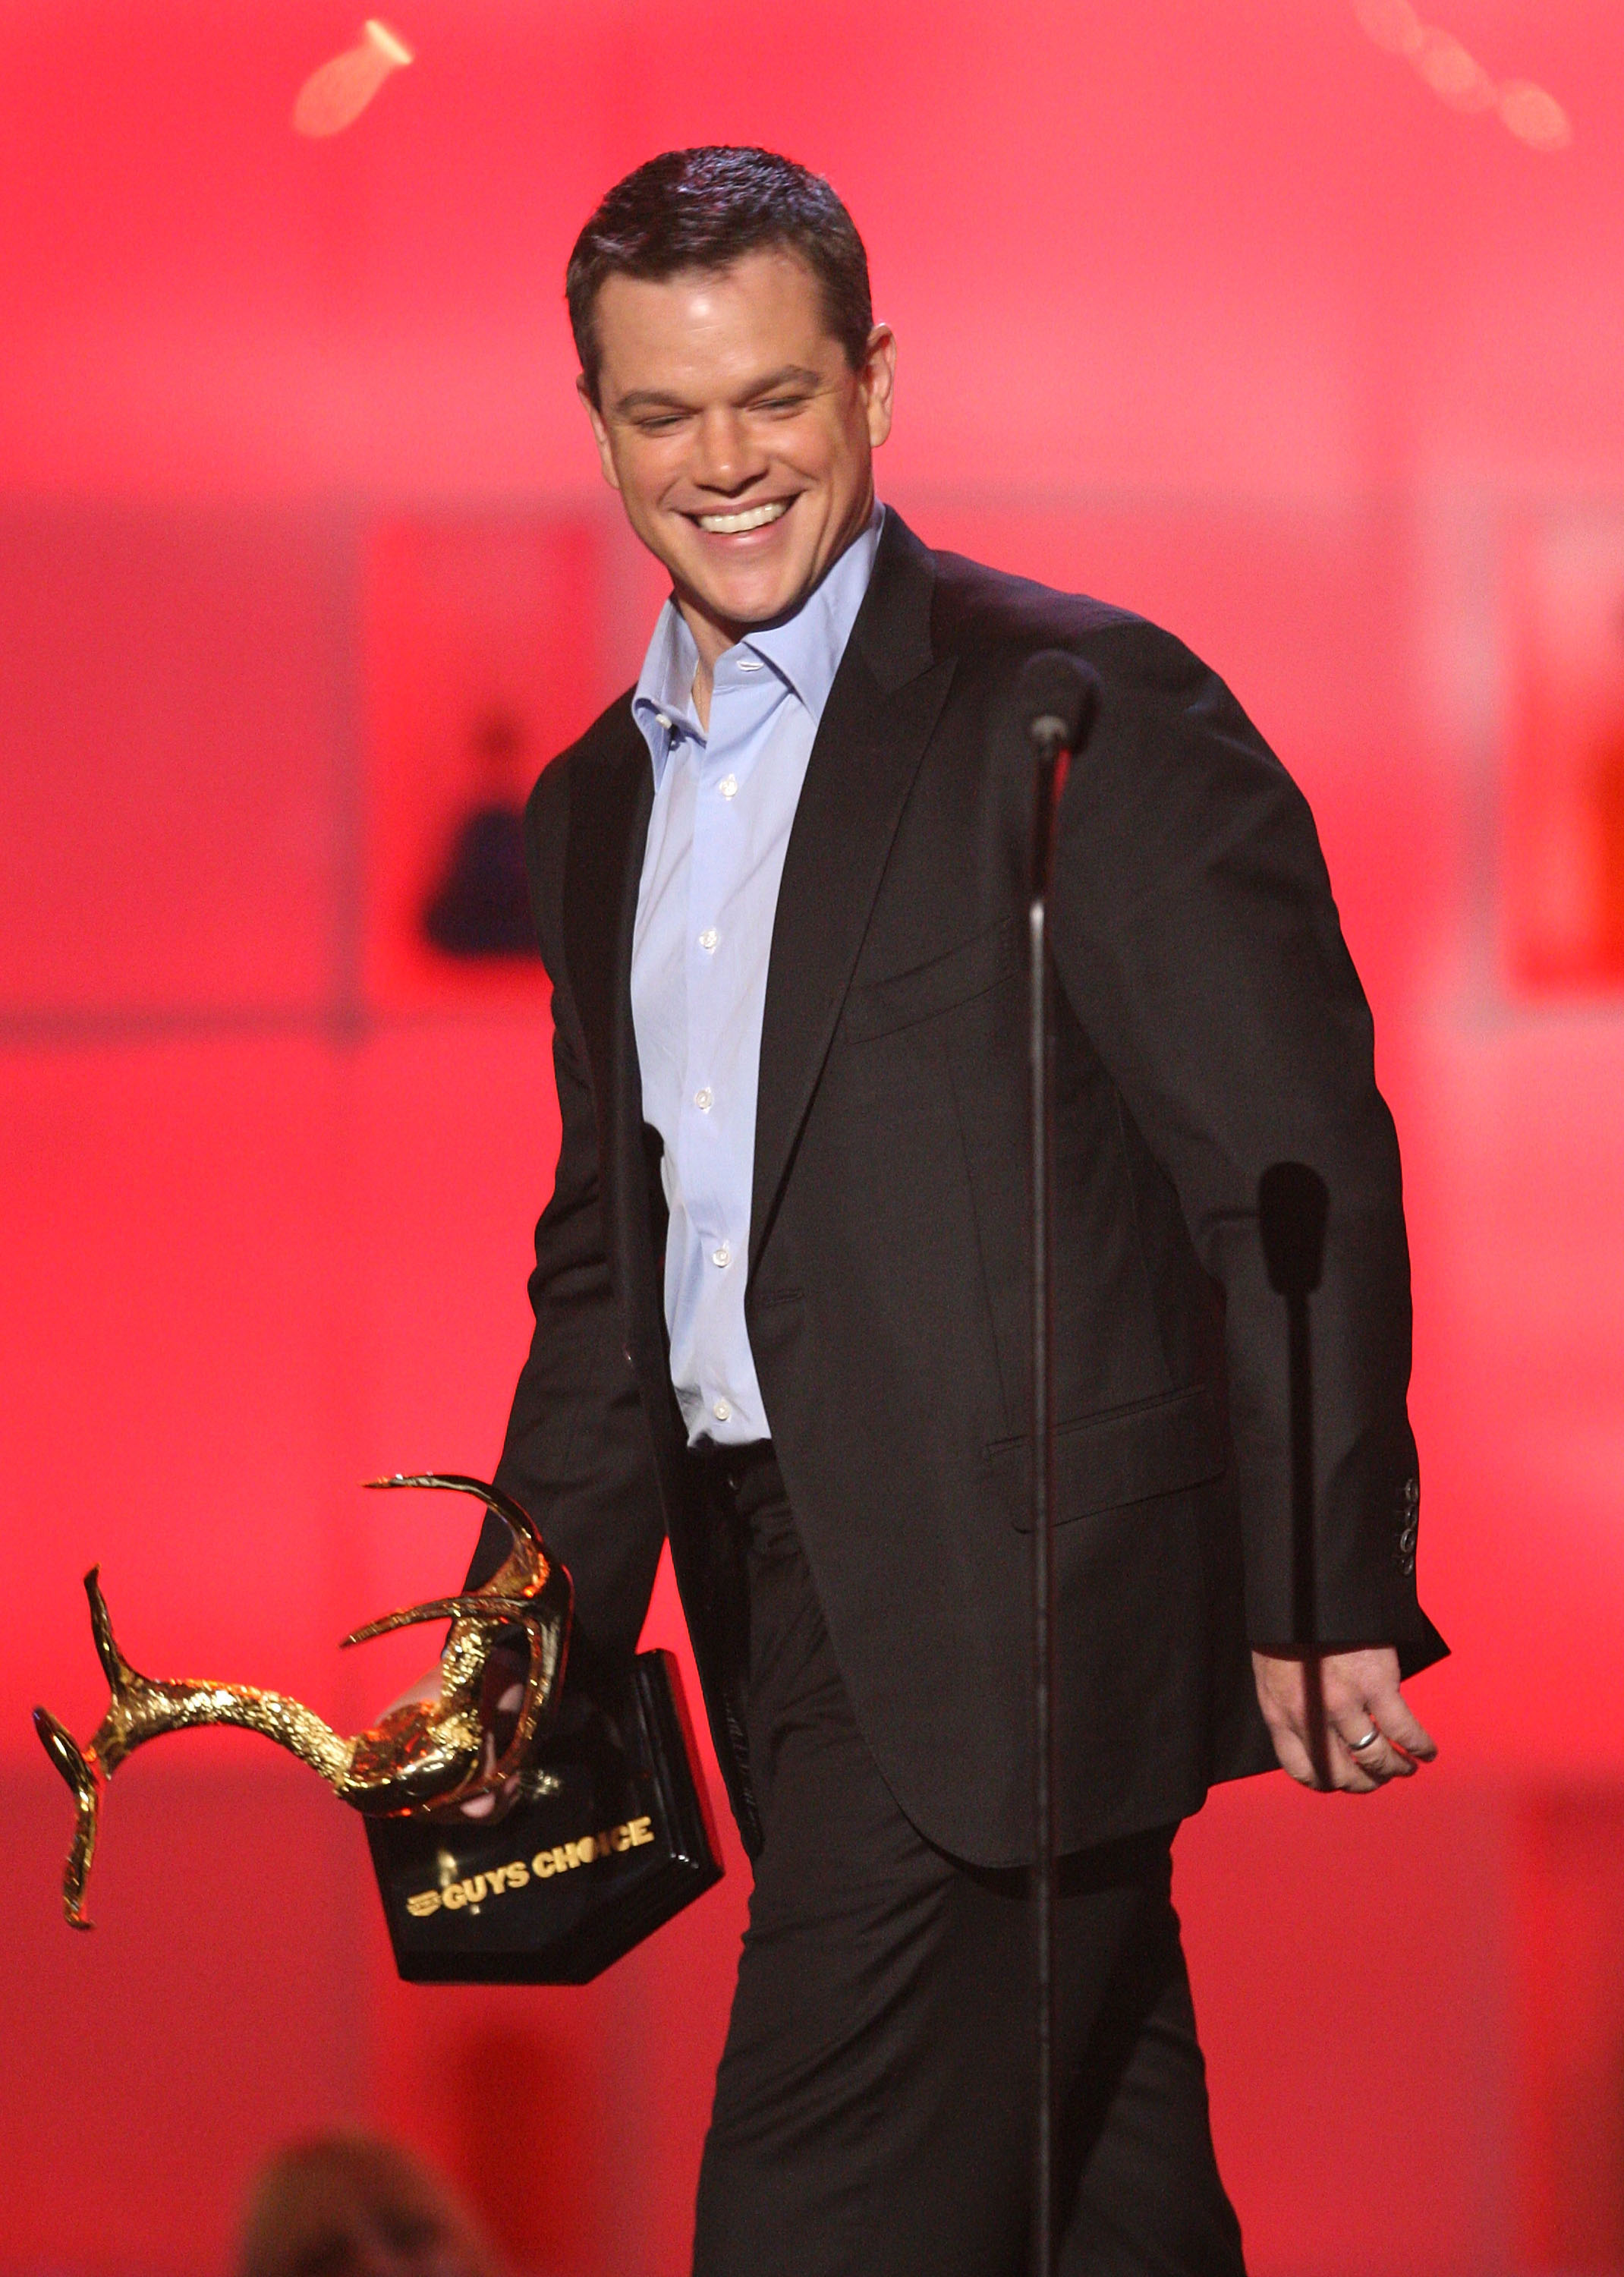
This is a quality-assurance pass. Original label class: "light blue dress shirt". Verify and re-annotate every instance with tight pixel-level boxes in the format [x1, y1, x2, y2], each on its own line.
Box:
[630, 505, 884, 1446]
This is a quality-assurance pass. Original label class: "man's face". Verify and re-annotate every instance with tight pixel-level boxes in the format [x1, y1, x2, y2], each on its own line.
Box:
[581, 248, 895, 653]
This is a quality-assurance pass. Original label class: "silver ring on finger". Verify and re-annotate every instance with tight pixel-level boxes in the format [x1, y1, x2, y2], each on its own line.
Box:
[1346, 1726, 1383, 1754]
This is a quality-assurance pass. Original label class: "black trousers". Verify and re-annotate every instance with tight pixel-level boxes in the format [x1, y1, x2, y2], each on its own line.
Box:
[690, 1450, 1245, 2277]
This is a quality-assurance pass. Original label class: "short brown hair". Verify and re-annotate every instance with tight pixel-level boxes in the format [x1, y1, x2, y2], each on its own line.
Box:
[566, 146, 873, 405]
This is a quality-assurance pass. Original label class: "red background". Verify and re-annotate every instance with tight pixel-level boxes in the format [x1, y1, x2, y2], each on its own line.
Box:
[4, 3, 1624, 2271]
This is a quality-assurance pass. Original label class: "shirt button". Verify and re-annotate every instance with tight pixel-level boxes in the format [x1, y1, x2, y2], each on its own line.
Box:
[694, 1086, 713, 1112]
[713, 1397, 732, 1422]
[698, 927, 719, 952]
[737, 658, 763, 672]
[655, 711, 672, 730]
[712, 1242, 731, 1268]
[718, 774, 738, 799]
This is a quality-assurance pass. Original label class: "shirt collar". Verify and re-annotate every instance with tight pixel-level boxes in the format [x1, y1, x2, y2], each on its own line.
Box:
[631, 501, 884, 786]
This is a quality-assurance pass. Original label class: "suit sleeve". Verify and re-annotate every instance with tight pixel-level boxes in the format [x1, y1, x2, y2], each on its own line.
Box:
[1047, 621, 1443, 1665]
[463, 754, 669, 1664]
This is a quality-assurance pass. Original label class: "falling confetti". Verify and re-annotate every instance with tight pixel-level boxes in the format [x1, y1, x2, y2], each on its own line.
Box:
[293, 18, 414, 138]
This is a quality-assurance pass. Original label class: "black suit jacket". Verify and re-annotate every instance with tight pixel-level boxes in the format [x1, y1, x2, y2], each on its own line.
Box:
[471, 509, 1445, 1869]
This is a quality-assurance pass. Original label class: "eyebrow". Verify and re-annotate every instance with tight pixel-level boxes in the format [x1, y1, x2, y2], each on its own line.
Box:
[612, 365, 826, 415]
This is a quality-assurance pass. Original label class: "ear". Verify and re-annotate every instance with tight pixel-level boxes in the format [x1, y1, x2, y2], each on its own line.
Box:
[858, 325, 897, 450]
[577, 374, 622, 493]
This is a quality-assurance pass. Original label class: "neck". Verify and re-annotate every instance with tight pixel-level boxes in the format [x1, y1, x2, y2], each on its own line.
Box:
[684, 618, 730, 732]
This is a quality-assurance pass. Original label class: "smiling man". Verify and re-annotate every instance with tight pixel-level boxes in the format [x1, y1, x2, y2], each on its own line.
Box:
[578, 242, 892, 729]
[470, 146, 1445, 2275]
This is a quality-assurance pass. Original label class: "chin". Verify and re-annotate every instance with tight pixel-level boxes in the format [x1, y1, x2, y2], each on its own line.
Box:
[697, 573, 801, 628]
[725, 585, 797, 625]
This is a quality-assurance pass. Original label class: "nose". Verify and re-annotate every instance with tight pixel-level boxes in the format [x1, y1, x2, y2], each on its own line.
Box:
[690, 406, 768, 497]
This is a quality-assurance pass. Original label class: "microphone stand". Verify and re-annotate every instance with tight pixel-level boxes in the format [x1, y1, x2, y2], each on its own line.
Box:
[1258, 1160, 1332, 1781]
[1027, 702, 1072, 2277]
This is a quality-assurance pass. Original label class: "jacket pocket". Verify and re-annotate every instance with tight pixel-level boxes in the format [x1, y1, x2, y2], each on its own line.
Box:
[986, 1382, 1226, 1529]
[841, 918, 1021, 1043]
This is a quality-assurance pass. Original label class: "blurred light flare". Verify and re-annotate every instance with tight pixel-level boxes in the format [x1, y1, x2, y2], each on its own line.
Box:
[1355, 0, 1425, 58]
[1414, 29, 1496, 115]
[1352, 0, 1571, 149]
[293, 18, 414, 139]
[1498, 81, 1575, 156]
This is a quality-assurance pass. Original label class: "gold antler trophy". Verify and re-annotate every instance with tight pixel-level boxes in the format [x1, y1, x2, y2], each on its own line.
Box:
[33, 1473, 722, 1983]
[33, 1475, 571, 1929]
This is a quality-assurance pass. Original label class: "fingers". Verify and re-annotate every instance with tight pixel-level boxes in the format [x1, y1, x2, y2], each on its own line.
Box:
[1329, 1719, 1403, 1790]
[1251, 1647, 1438, 1796]
[1332, 1654, 1439, 1787]
[378, 1663, 443, 1721]
[1270, 1713, 1386, 1792]
[1253, 1658, 1324, 1789]
[459, 1727, 519, 1819]
[1270, 1715, 1390, 1793]
[459, 1774, 521, 1820]
[458, 1726, 500, 1817]
[458, 1707, 524, 1820]
[1252, 1667, 1334, 1790]
[1364, 1683, 1438, 1764]
[1264, 1721, 1327, 1790]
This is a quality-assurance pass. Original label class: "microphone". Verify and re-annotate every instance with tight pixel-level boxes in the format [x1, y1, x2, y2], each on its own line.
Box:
[1018, 649, 1100, 766]
[1019, 651, 1100, 905]
[1257, 1161, 1330, 1299]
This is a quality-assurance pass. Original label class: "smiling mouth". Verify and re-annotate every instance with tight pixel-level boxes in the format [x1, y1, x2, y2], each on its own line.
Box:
[692, 499, 792, 535]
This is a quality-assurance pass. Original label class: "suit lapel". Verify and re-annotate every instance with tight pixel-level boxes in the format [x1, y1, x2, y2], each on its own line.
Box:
[750, 514, 955, 1271]
[559, 713, 669, 1366]
[561, 716, 648, 1113]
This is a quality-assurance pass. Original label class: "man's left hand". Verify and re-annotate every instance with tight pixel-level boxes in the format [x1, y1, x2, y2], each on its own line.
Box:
[1251, 1646, 1437, 1792]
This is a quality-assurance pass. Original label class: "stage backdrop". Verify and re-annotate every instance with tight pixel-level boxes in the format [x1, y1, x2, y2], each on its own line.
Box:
[3, 4, 1623, 2274]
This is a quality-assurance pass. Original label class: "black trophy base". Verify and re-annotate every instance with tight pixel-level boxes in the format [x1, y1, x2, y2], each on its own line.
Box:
[366, 1649, 724, 1984]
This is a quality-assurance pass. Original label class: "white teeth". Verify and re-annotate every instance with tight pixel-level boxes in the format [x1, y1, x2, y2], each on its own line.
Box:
[695, 500, 790, 534]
